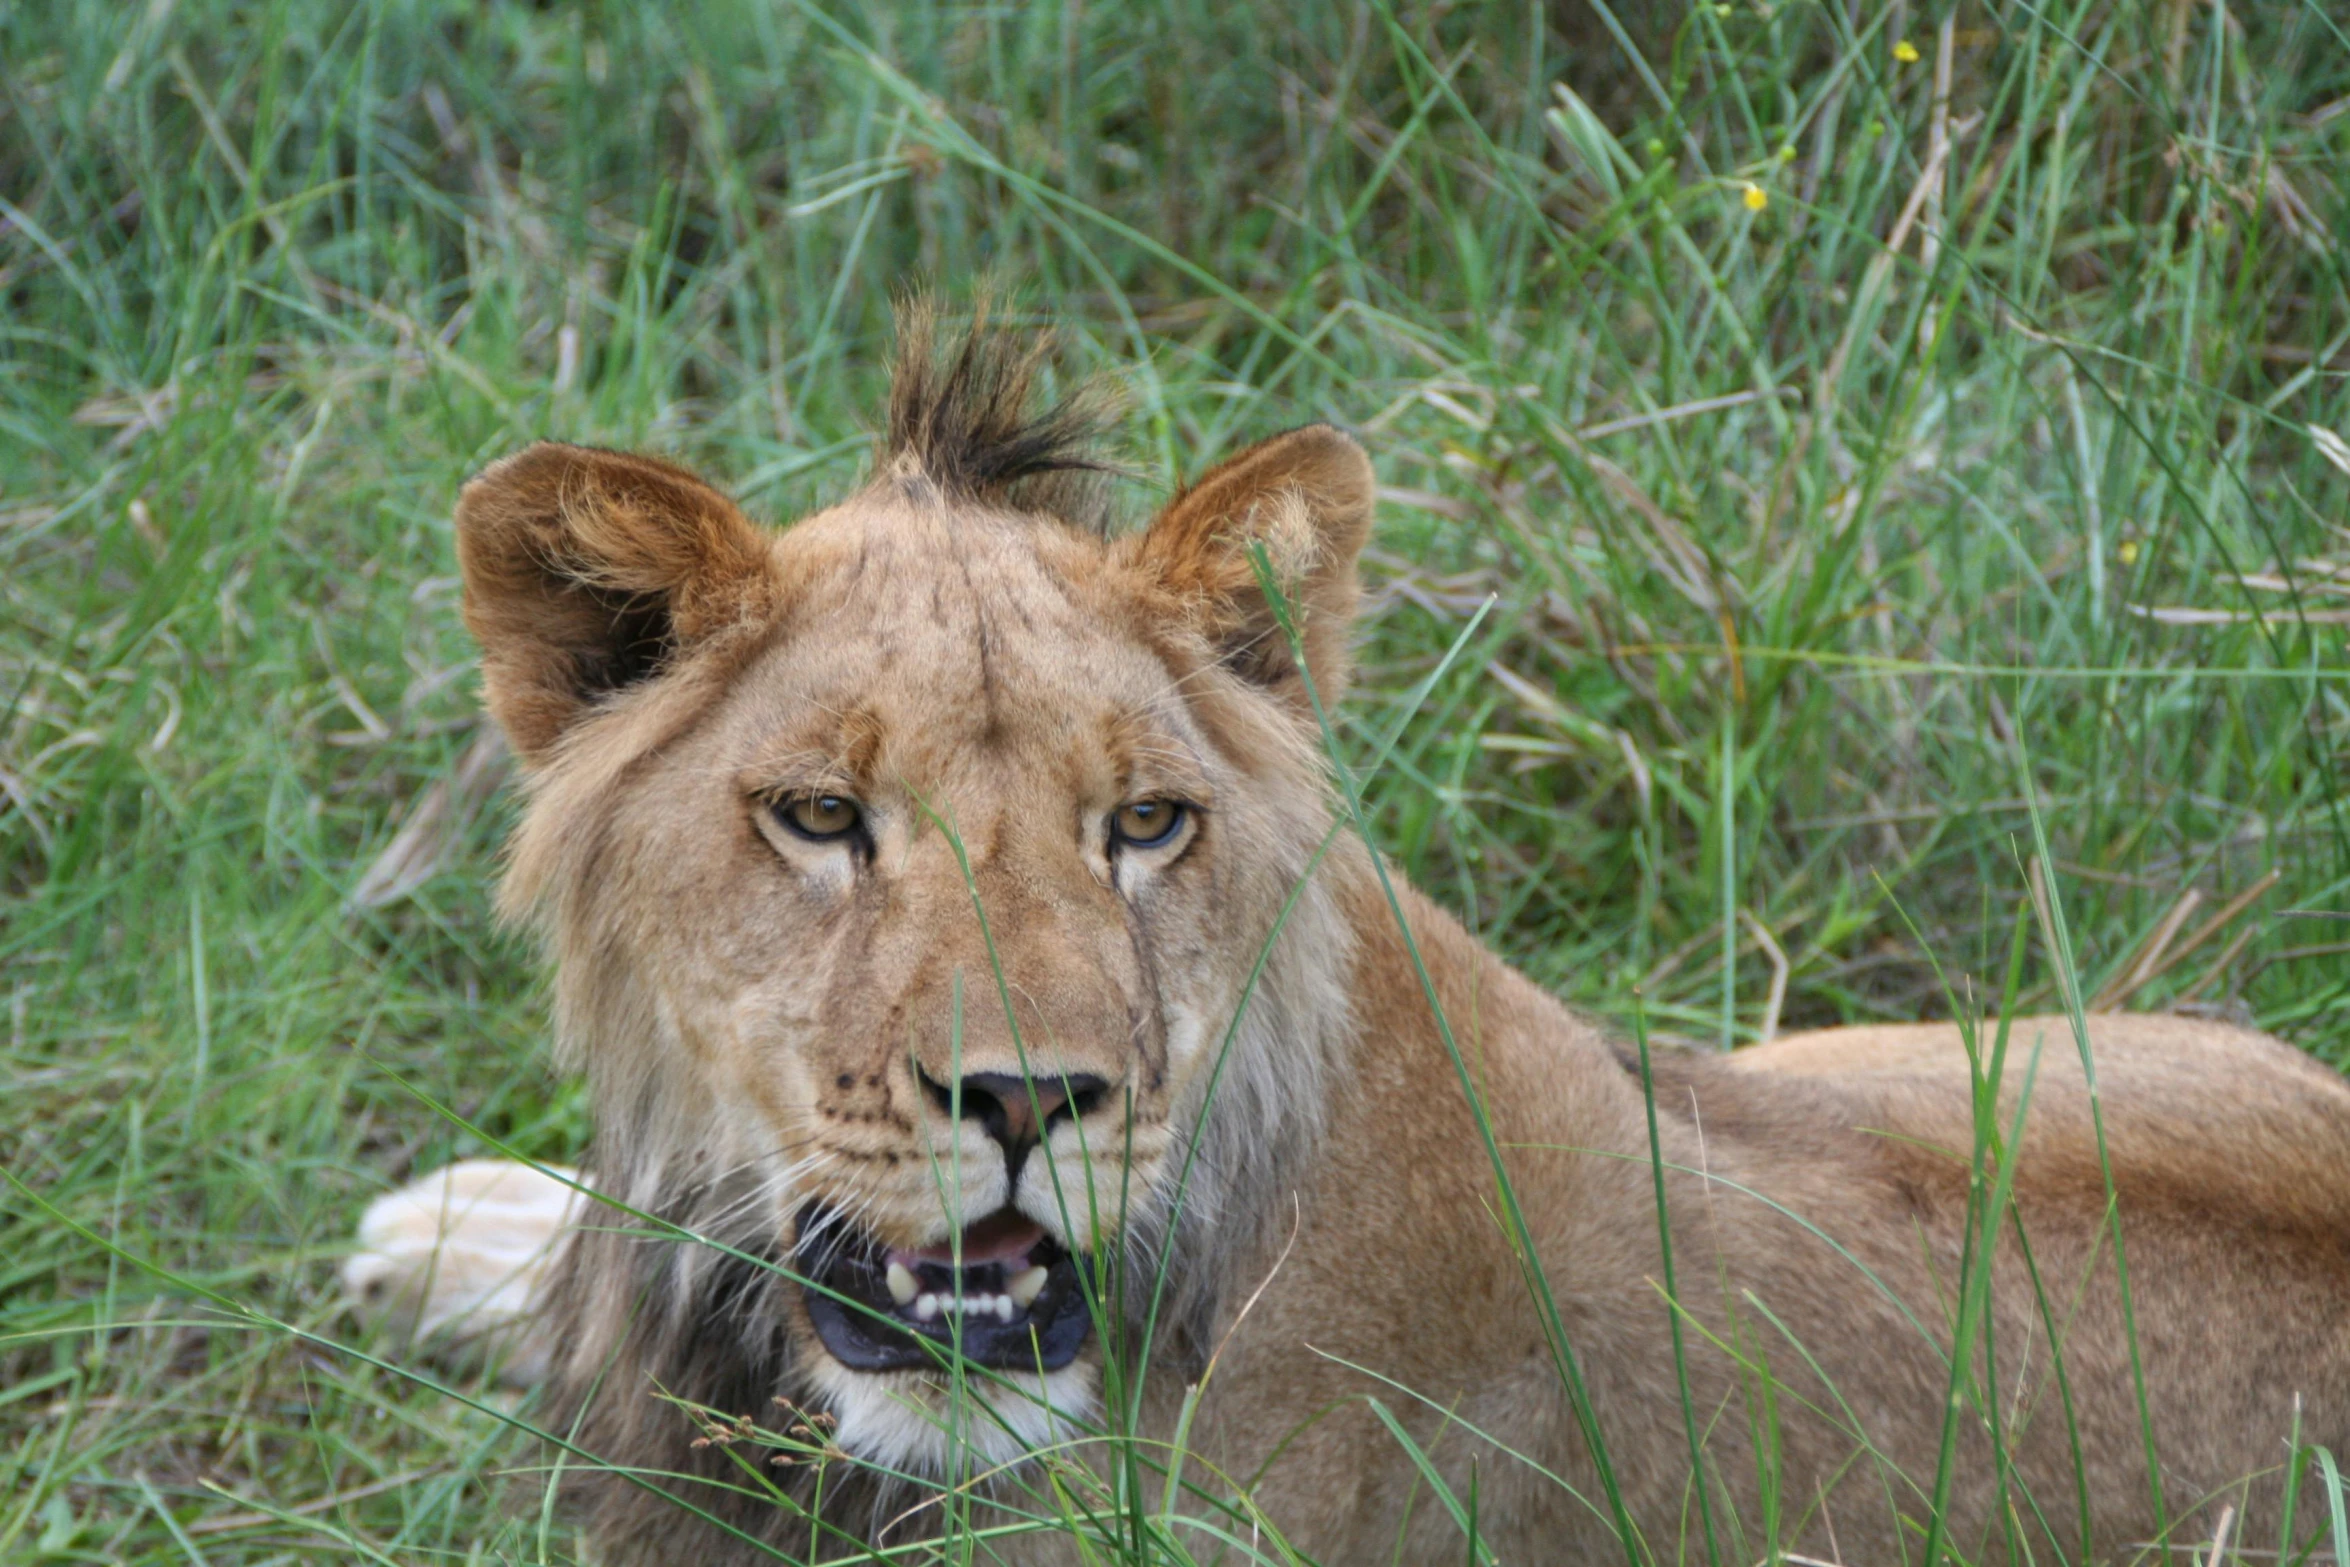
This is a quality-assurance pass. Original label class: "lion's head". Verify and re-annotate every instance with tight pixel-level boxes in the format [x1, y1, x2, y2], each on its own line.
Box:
[457, 314, 1371, 1488]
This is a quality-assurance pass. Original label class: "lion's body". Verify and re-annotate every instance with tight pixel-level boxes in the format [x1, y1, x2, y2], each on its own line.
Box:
[344, 314, 2350, 1564]
[1166, 892, 2350, 1563]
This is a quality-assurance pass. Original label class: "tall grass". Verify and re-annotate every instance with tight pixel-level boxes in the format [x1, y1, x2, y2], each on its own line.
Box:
[4, 0, 2348, 1560]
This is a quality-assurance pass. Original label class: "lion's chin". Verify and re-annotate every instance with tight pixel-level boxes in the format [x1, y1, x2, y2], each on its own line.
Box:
[792, 1202, 1106, 1473]
[802, 1343, 1100, 1475]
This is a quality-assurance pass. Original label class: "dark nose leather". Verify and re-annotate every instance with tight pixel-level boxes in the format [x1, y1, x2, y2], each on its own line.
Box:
[927, 1069, 1109, 1178]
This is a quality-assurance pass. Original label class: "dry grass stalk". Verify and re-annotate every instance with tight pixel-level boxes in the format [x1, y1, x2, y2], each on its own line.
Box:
[347, 727, 514, 911]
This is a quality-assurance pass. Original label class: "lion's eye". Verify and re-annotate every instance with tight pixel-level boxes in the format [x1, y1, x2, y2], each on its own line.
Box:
[1110, 799, 1187, 850]
[778, 794, 862, 842]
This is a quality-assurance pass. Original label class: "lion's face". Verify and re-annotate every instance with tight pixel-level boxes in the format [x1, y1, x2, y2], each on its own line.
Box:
[459, 411, 1372, 1467]
[579, 496, 1297, 1372]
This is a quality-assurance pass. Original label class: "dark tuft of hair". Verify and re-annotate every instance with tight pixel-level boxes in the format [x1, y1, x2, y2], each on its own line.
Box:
[882, 292, 1115, 524]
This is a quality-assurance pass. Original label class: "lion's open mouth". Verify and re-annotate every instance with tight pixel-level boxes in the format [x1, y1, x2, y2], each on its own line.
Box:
[796, 1204, 1094, 1373]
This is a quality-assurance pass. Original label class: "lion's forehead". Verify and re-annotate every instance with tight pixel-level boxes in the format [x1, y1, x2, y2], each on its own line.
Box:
[782, 495, 1122, 635]
[728, 511, 1201, 783]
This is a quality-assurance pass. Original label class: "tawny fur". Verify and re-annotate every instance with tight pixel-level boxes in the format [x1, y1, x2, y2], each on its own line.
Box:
[348, 316, 2350, 1565]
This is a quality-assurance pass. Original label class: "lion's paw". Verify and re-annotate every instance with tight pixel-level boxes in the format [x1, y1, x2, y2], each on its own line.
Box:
[342, 1158, 583, 1388]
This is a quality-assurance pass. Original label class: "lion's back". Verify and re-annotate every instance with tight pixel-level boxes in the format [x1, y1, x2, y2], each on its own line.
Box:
[1707, 1012, 2350, 1537]
[1579, 1014, 2350, 1557]
[1733, 1013, 2350, 1235]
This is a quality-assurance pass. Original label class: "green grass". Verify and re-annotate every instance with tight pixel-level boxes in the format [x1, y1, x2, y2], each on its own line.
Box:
[5, 0, 2349, 1559]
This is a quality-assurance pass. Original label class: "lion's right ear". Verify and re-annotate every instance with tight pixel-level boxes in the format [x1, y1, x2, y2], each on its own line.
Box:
[455, 443, 780, 763]
[1127, 423, 1376, 711]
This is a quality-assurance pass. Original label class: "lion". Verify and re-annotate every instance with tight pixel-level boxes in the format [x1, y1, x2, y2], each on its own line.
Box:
[346, 311, 2350, 1565]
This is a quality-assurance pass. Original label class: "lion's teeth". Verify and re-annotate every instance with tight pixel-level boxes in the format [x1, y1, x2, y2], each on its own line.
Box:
[886, 1263, 919, 1307]
[914, 1293, 939, 1321]
[994, 1295, 1014, 1323]
[1008, 1265, 1049, 1309]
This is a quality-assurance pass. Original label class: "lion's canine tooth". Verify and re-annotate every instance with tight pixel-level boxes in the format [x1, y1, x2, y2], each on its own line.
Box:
[886, 1263, 919, 1306]
[914, 1293, 939, 1321]
[994, 1295, 1015, 1323]
[1008, 1265, 1049, 1309]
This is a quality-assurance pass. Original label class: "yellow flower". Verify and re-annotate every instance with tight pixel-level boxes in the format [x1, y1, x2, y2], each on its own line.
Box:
[1894, 39, 1921, 63]
[1742, 182, 1768, 212]
[2118, 539, 2141, 567]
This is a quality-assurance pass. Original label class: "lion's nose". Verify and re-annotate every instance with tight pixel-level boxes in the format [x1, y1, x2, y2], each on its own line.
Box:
[923, 1069, 1110, 1178]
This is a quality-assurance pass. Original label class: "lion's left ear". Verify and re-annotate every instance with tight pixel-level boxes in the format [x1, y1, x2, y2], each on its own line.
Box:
[455, 443, 782, 764]
[1127, 423, 1375, 709]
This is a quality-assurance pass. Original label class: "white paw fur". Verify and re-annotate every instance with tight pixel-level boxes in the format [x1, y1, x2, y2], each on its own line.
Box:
[342, 1158, 583, 1387]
